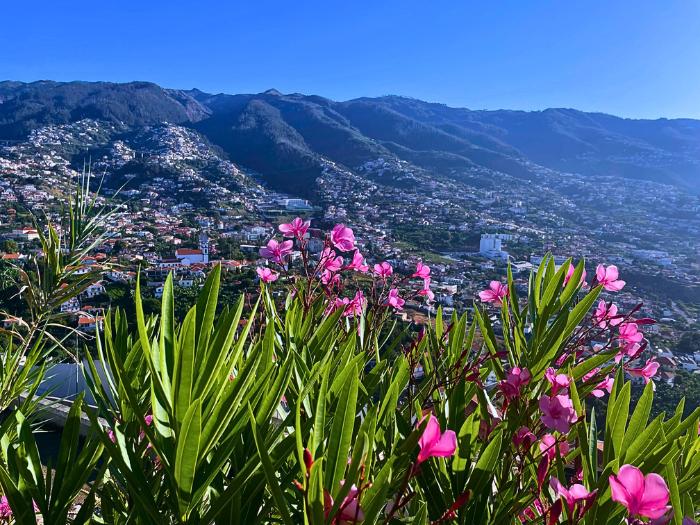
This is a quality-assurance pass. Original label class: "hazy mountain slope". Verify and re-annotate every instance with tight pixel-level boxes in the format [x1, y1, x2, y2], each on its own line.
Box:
[0, 81, 209, 139]
[194, 98, 324, 197]
[1, 80, 699, 193]
[345, 97, 700, 189]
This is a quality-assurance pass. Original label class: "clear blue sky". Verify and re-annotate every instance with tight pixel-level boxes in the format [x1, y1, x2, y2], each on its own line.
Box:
[2, 1, 699, 119]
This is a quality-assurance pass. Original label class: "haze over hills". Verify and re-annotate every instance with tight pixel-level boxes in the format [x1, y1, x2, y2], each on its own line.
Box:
[1, 80, 699, 196]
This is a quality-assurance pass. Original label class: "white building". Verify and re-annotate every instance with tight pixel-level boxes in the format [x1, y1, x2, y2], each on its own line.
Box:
[83, 282, 106, 299]
[479, 234, 509, 260]
[175, 232, 209, 265]
[11, 228, 39, 241]
[278, 198, 312, 211]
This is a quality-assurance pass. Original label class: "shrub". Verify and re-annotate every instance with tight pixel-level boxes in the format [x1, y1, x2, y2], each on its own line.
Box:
[0, 213, 698, 524]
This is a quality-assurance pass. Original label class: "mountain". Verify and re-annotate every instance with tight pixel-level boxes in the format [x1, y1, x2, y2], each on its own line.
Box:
[0, 81, 210, 139]
[1, 80, 699, 195]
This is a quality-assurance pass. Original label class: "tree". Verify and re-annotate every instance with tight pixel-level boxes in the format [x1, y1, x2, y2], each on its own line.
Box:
[2, 239, 19, 253]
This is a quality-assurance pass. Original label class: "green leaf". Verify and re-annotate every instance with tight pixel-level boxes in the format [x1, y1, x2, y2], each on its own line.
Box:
[250, 408, 294, 525]
[326, 364, 359, 493]
[622, 380, 654, 456]
[175, 399, 201, 516]
[174, 305, 197, 425]
[606, 381, 631, 463]
[468, 429, 502, 494]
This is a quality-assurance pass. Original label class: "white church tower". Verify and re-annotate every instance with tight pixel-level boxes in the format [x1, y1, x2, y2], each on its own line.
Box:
[199, 231, 209, 264]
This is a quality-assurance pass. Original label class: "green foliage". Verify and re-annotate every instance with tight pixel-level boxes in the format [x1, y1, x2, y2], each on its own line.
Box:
[0, 248, 699, 523]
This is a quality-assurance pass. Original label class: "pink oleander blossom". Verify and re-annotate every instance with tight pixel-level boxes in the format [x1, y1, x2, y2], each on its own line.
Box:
[412, 261, 431, 279]
[545, 368, 571, 395]
[627, 359, 660, 384]
[617, 323, 644, 362]
[256, 267, 279, 283]
[479, 281, 508, 306]
[591, 375, 614, 398]
[417, 277, 434, 301]
[593, 300, 623, 328]
[0, 496, 10, 519]
[321, 270, 341, 287]
[373, 261, 393, 278]
[417, 414, 457, 464]
[499, 367, 531, 400]
[539, 394, 577, 434]
[550, 477, 597, 515]
[335, 291, 366, 318]
[514, 426, 537, 450]
[0, 495, 38, 518]
[609, 465, 670, 519]
[320, 247, 344, 272]
[324, 483, 365, 523]
[564, 262, 587, 287]
[347, 250, 369, 273]
[619, 322, 643, 345]
[330, 224, 356, 252]
[259, 239, 293, 264]
[596, 264, 626, 291]
[539, 433, 570, 461]
[582, 367, 600, 382]
[278, 217, 310, 239]
[386, 288, 405, 310]
[616, 342, 644, 364]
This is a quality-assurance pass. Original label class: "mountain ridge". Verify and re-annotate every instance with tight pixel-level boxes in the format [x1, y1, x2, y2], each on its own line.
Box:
[1, 80, 699, 195]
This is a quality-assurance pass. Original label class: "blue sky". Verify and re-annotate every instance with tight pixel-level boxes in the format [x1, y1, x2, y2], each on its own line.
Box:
[2, 1, 699, 119]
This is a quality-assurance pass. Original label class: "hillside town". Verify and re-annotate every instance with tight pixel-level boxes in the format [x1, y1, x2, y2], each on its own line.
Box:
[1, 118, 699, 387]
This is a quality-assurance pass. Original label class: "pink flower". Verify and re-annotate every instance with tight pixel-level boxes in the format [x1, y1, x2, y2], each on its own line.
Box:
[324, 483, 365, 523]
[550, 477, 597, 515]
[545, 368, 571, 395]
[478, 281, 508, 306]
[582, 367, 600, 383]
[619, 322, 643, 345]
[591, 376, 614, 398]
[627, 359, 660, 384]
[278, 217, 310, 239]
[320, 247, 344, 272]
[259, 239, 293, 264]
[256, 267, 279, 283]
[539, 394, 577, 434]
[417, 277, 434, 301]
[346, 250, 369, 273]
[373, 261, 393, 278]
[417, 414, 457, 464]
[616, 342, 644, 363]
[514, 426, 536, 450]
[144, 414, 153, 426]
[593, 300, 623, 328]
[386, 288, 405, 310]
[609, 465, 670, 519]
[539, 433, 570, 461]
[0, 495, 39, 518]
[412, 261, 430, 279]
[330, 224, 356, 252]
[617, 323, 644, 363]
[596, 264, 626, 292]
[0, 496, 11, 519]
[564, 262, 587, 287]
[499, 367, 531, 400]
[321, 270, 341, 287]
[336, 291, 366, 318]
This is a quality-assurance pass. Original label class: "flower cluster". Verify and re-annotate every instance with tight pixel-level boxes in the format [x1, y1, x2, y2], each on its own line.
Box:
[257, 218, 436, 321]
